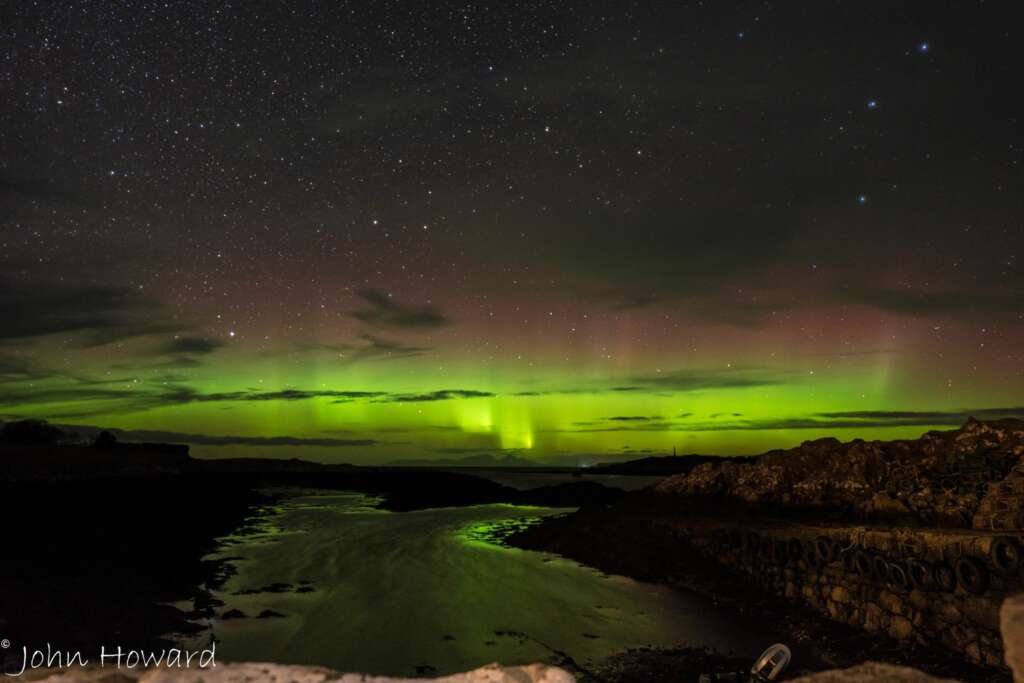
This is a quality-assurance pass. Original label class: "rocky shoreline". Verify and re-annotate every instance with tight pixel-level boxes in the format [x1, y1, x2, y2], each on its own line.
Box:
[505, 508, 1009, 682]
[505, 419, 1024, 682]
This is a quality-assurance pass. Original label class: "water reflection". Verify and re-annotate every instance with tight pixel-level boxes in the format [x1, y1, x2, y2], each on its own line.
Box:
[182, 492, 765, 677]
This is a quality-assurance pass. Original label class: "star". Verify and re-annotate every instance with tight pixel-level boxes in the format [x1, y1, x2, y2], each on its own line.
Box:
[867, 100, 878, 110]
[918, 42, 930, 53]
[857, 194, 868, 205]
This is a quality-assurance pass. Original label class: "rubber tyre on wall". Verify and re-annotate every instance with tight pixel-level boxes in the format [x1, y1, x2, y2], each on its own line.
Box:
[955, 556, 990, 595]
[841, 550, 857, 573]
[788, 538, 803, 561]
[854, 550, 873, 578]
[815, 536, 834, 563]
[872, 554, 892, 582]
[990, 536, 1022, 576]
[933, 561, 957, 593]
[907, 559, 932, 590]
[888, 562, 910, 590]
[804, 543, 822, 569]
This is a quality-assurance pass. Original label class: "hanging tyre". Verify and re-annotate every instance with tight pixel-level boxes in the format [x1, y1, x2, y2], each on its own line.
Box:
[889, 562, 910, 590]
[841, 549, 857, 573]
[933, 561, 957, 592]
[955, 556, 990, 595]
[815, 536, 831, 565]
[804, 541, 822, 568]
[907, 559, 932, 590]
[990, 536, 1022, 576]
[788, 538, 803, 560]
[872, 554, 891, 582]
[854, 550, 873, 578]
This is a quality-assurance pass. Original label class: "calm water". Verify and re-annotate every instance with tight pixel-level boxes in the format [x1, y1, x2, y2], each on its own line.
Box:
[183, 492, 766, 676]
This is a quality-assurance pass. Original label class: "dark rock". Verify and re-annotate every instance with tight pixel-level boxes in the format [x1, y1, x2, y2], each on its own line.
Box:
[256, 609, 286, 619]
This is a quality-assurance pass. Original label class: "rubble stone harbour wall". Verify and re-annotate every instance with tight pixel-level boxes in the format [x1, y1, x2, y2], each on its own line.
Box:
[662, 520, 1023, 668]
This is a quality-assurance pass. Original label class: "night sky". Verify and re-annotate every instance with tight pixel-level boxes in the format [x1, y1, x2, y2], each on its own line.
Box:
[2, 2, 1022, 464]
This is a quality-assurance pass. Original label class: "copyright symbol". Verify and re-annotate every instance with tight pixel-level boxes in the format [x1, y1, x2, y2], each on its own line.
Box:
[1, 639, 9, 649]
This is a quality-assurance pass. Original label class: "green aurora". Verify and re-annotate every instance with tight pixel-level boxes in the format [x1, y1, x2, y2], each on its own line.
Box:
[4, 316, 1022, 464]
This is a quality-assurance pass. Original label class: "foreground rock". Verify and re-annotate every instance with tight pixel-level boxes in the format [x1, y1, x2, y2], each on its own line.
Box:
[1001, 594, 1024, 682]
[16, 598, 1024, 683]
[19, 663, 575, 683]
[790, 663, 960, 682]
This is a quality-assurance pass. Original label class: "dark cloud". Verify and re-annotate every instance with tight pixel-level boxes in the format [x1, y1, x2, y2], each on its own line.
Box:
[631, 367, 797, 392]
[816, 410, 957, 420]
[551, 407, 1024, 435]
[380, 389, 494, 403]
[298, 333, 428, 364]
[550, 420, 682, 434]
[175, 388, 389, 404]
[161, 336, 225, 355]
[0, 382, 373, 418]
[604, 291, 661, 311]
[839, 286, 1023, 317]
[369, 425, 461, 434]
[58, 423, 377, 447]
[1, 381, 492, 418]
[350, 288, 448, 329]
[0, 273, 181, 345]
[511, 386, 646, 397]
[0, 355, 53, 383]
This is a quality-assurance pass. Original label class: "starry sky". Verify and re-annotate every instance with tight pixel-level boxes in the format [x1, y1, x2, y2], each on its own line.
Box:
[1, 1, 1022, 464]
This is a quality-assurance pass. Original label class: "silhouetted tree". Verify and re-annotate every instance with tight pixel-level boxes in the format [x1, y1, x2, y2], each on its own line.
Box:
[0, 419, 65, 446]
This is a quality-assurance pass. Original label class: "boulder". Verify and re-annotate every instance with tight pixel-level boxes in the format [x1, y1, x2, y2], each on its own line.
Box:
[17, 663, 575, 683]
[1002, 594, 1024, 682]
[788, 662, 959, 682]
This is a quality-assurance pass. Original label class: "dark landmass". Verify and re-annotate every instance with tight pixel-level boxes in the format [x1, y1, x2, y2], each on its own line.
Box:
[387, 453, 538, 467]
[591, 453, 754, 476]
[0, 473, 266, 659]
[387, 450, 752, 475]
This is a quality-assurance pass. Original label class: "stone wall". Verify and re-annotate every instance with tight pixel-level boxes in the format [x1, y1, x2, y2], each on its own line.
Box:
[664, 520, 1023, 668]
